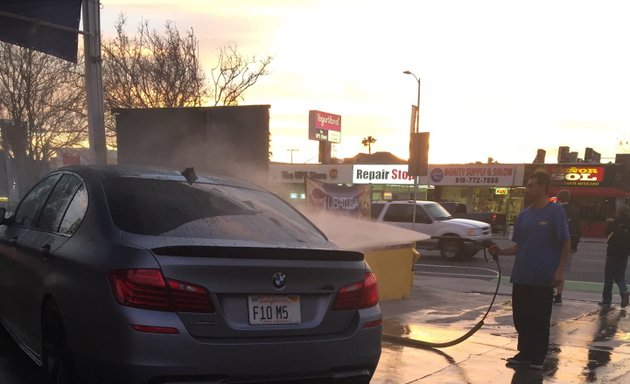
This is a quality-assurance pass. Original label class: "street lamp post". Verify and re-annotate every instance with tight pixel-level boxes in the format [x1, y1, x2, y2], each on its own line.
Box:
[287, 148, 299, 164]
[404, 70, 421, 229]
[403, 70, 421, 135]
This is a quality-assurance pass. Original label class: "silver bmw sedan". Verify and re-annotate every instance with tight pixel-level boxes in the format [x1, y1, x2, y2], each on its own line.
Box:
[0, 165, 381, 384]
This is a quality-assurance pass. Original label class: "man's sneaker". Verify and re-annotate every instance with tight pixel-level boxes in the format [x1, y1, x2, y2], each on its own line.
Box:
[506, 355, 531, 367]
[598, 301, 611, 307]
[554, 294, 563, 305]
[622, 292, 629, 308]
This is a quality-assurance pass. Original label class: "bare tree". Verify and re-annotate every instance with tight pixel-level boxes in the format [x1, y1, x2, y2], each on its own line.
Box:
[101, 16, 273, 146]
[0, 43, 87, 194]
[101, 16, 207, 146]
[362, 136, 377, 154]
[102, 15, 208, 111]
[211, 42, 272, 106]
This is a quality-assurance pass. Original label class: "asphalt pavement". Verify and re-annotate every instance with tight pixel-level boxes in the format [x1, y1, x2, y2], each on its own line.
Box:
[372, 236, 630, 384]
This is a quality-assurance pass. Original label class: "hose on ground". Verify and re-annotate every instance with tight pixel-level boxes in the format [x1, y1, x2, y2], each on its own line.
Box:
[382, 239, 501, 349]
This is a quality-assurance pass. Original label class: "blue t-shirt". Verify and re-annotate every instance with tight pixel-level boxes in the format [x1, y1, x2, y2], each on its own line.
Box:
[511, 202, 570, 286]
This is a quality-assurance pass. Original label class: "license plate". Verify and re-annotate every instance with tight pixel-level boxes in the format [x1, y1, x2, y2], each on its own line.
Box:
[248, 295, 301, 325]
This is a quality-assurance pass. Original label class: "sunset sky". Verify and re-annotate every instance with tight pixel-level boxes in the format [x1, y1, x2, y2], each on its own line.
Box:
[100, 0, 630, 164]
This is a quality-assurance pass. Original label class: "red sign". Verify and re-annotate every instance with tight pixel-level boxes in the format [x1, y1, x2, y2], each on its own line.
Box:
[308, 110, 342, 143]
[526, 165, 605, 187]
[550, 165, 604, 186]
[312, 111, 341, 131]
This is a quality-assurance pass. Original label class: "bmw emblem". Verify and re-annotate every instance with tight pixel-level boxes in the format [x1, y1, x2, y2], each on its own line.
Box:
[272, 272, 287, 290]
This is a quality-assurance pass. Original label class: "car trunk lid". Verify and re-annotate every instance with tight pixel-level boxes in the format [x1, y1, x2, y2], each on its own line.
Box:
[150, 246, 368, 339]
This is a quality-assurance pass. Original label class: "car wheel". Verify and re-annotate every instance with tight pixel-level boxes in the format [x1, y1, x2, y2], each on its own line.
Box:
[42, 301, 79, 384]
[439, 237, 463, 260]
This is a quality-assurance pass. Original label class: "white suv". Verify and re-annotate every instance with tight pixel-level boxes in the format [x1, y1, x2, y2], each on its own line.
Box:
[371, 200, 492, 259]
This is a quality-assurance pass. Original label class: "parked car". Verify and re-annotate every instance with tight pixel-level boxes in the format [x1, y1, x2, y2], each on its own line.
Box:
[439, 201, 507, 233]
[371, 200, 492, 259]
[0, 165, 381, 384]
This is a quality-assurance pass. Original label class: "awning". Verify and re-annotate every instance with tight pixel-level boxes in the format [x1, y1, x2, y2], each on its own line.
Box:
[549, 186, 629, 198]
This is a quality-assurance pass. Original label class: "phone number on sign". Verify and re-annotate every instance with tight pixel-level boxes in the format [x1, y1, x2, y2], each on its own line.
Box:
[454, 177, 500, 184]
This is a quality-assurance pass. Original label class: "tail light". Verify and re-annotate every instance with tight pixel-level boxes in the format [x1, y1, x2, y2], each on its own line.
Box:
[109, 269, 215, 313]
[332, 272, 379, 311]
[491, 213, 497, 222]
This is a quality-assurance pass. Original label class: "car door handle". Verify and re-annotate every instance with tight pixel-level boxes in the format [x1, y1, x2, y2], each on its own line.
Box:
[8, 237, 17, 246]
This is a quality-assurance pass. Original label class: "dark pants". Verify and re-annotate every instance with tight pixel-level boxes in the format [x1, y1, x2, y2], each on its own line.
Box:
[512, 284, 554, 364]
[602, 255, 628, 303]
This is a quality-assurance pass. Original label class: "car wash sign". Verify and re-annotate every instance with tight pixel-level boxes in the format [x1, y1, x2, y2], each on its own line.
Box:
[309, 110, 341, 143]
[526, 165, 604, 187]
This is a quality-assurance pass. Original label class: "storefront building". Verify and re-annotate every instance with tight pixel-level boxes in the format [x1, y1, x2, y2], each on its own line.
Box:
[268, 162, 629, 237]
[524, 164, 630, 237]
[267, 164, 354, 209]
[423, 164, 525, 227]
[268, 163, 429, 205]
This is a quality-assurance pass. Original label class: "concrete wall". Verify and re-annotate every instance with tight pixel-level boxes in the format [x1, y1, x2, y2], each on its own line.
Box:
[115, 105, 270, 180]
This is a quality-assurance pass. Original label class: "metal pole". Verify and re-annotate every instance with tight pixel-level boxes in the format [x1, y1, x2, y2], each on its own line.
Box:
[83, 0, 107, 165]
[411, 76, 420, 229]
[415, 77, 421, 134]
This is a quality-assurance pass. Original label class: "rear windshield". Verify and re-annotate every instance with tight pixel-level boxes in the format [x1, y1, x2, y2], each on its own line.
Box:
[103, 177, 327, 243]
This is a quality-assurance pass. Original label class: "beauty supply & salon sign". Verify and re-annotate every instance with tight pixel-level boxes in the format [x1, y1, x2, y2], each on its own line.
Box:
[429, 165, 517, 186]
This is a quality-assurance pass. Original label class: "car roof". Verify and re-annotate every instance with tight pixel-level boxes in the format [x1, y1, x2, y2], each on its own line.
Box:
[56, 164, 264, 191]
[386, 200, 437, 205]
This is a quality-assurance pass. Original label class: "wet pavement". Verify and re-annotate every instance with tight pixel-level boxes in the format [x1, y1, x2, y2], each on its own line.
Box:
[0, 235, 625, 383]
[372, 263, 630, 383]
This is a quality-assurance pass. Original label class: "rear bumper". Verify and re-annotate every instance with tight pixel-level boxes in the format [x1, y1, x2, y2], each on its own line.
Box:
[74, 310, 382, 384]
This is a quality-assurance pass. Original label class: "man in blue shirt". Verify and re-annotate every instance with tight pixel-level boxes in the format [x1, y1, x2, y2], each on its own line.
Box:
[490, 171, 571, 370]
